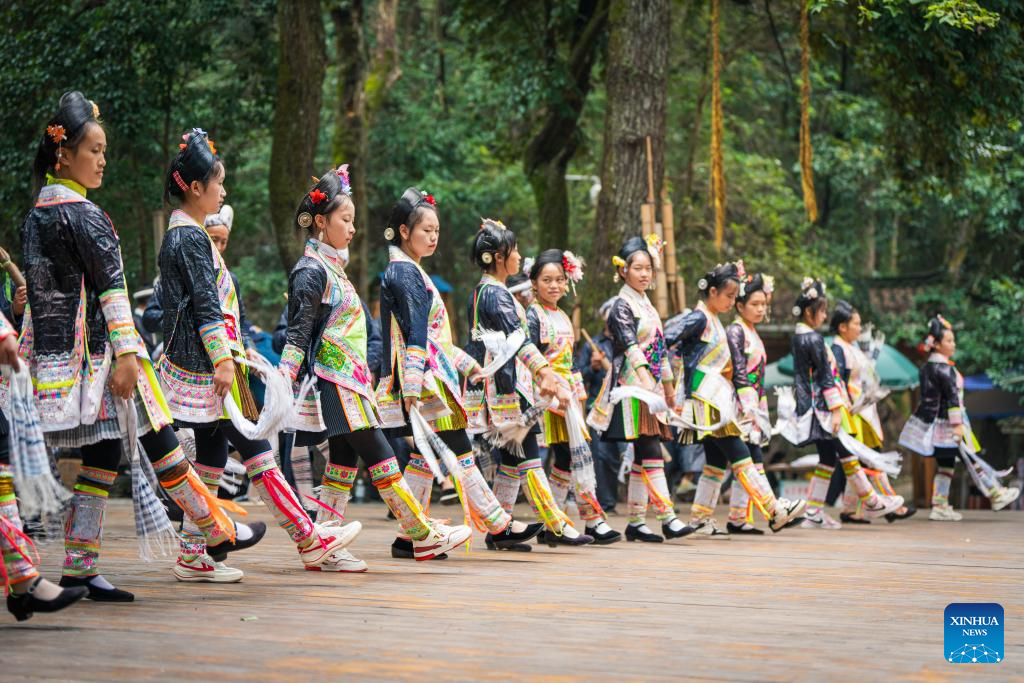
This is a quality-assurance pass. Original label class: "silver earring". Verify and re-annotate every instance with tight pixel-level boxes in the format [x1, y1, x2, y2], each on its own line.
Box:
[318, 230, 325, 242]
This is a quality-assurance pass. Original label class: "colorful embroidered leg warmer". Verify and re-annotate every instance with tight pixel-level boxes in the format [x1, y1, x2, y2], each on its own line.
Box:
[179, 462, 224, 558]
[731, 457, 778, 520]
[455, 452, 511, 533]
[805, 464, 834, 516]
[626, 463, 649, 524]
[152, 445, 234, 547]
[549, 466, 572, 511]
[841, 456, 881, 507]
[317, 462, 358, 525]
[932, 467, 955, 508]
[728, 476, 750, 523]
[870, 469, 897, 497]
[573, 473, 606, 523]
[63, 465, 116, 578]
[369, 458, 431, 541]
[642, 458, 676, 522]
[1, 465, 38, 592]
[520, 459, 571, 533]
[492, 462, 521, 516]
[245, 451, 316, 548]
[403, 455, 435, 513]
[690, 464, 726, 522]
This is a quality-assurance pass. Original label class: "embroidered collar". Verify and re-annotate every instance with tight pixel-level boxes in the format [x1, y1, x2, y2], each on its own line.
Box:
[168, 209, 204, 230]
[795, 323, 815, 335]
[736, 316, 758, 333]
[45, 173, 87, 198]
[479, 273, 507, 290]
[928, 352, 953, 365]
[618, 283, 652, 309]
[308, 239, 348, 280]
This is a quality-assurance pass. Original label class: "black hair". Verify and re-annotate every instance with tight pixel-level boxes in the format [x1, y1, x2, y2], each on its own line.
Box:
[506, 273, 530, 290]
[33, 91, 102, 184]
[386, 186, 438, 246]
[471, 218, 517, 272]
[530, 249, 564, 280]
[829, 300, 858, 334]
[618, 236, 651, 268]
[164, 128, 222, 204]
[294, 166, 354, 234]
[793, 278, 828, 318]
[736, 273, 766, 305]
[921, 315, 953, 352]
[698, 262, 742, 299]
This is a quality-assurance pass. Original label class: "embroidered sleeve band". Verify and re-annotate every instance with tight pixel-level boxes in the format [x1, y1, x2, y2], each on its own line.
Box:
[625, 344, 650, 375]
[736, 386, 759, 415]
[823, 385, 844, 411]
[99, 288, 143, 357]
[0, 313, 14, 341]
[452, 346, 481, 378]
[279, 344, 306, 383]
[947, 407, 964, 425]
[659, 356, 674, 384]
[402, 345, 428, 399]
[199, 320, 233, 366]
[517, 342, 549, 376]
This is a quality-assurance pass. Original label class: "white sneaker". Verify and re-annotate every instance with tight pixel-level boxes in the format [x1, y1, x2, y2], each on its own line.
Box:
[769, 498, 807, 533]
[991, 486, 1020, 511]
[800, 509, 842, 530]
[860, 494, 905, 519]
[299, 521, 362, 567]
[692, 518, 730, 539]
[173, 552, 244, 583]
[307, 548, 368, 573]
[929, 504, 963, 521]
[413, 522, 472, 560]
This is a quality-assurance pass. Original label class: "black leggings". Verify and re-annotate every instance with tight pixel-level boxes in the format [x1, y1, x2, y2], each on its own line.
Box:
[702, 436, 755, 469]
[551, 442, 571, 470]
[633, 436, 662, 462]
[321, 428, 396, 470]
[934, 447, 957, 469]
[814, 438, 852, 468]
[191, 421, 271, 472]
[78, 425, 182, 472]
[498, 431, 540, 467]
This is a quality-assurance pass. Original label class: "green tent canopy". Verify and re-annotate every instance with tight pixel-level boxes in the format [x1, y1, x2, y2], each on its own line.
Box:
[765, 340, 919, 390]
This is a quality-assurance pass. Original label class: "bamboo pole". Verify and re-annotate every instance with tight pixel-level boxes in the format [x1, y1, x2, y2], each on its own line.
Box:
[710, 0, 726, 255]
[644, 136, 669, 317]
[580, 328, 612, 372]
[0, 247, 25, 288]
[660, 188, 685, 312]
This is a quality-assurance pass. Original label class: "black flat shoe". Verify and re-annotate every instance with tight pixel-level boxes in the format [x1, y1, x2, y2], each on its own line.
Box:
[885, 505, 917, 523]
[208, 521, 268, 562]
[625, 525, 664, 543]
[726, 521, 765, 535]
[59, 575, 134, 602]
[391, 537, 447, 560]
[7, 578, 88, 622]
[485, 537, 532, 552]
[839, 512, 872, 525]
[487, 521, 543, 549]
[662, 521, 697, 540]
[584, 526, 623, 545]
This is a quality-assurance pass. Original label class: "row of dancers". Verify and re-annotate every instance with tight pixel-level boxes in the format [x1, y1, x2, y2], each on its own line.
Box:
[1, 90, 1018, 623]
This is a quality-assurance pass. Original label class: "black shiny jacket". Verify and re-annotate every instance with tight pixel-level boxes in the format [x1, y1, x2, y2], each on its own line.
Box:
[726, 322, 761, 397]
[912, 360, 961, 422]
[791, 330, 836, 414]
[21, 198, 125, 355]
[665, 309, 709, 398]
[157, 223, 227, 373]
[285, 256, 331, 381]
[379, 260, 430, 380]
[465, 282, 527, 395]
[144, 272, 254, 350]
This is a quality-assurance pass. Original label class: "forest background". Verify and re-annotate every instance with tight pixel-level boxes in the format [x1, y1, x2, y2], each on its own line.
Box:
[1, 0, 1022, 396]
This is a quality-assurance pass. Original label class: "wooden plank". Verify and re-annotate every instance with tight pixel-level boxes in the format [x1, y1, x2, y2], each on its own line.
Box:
[4, 500, 1021, 681]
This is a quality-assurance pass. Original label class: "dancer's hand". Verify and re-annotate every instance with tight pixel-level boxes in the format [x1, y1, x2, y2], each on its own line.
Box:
[111, 353, 139, 400]
[11, 286, 26, 316]
[404, 396, 418, 414]
[537, 367, 561, 400]
[637, 367, 657, 394]
[830, 408, 842, 435]
[213, 358, 235, 397]
[662, 382, 675, 410]
[0, 335, 20, 371]
[953, 424, 964, 440]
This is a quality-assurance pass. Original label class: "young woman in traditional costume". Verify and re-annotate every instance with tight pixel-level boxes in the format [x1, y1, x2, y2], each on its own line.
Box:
[376, 190, 543, 558]
[525, 249, 620, 544]
[898, 315, 1019, 520]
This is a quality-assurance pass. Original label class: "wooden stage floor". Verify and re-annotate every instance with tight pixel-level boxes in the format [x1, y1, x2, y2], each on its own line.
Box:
[4, 500, 1021, 681]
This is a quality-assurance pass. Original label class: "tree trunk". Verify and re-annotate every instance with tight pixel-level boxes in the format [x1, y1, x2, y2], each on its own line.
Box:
[592, 0, 670, 290]
[523, 0, 608, 249]
[269, 0, 327, 271]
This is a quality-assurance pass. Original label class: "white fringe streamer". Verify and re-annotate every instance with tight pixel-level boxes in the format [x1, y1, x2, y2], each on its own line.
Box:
[472, 328, 526, 380]
[226, 352, 309, 441]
